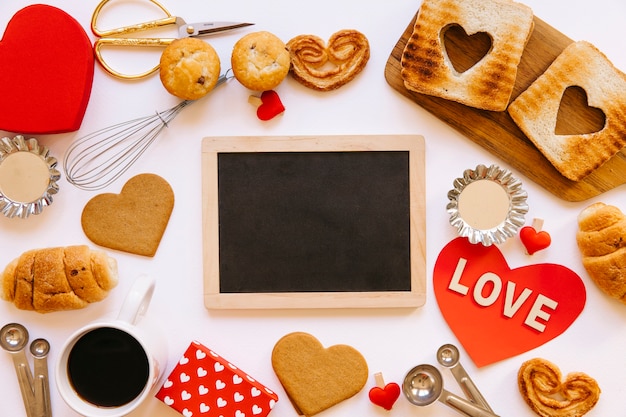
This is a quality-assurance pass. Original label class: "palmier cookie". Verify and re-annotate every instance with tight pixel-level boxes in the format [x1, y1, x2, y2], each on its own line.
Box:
[160, 38, 221, 100]
[287, 29, 369, 91]
[518, 358, 600, 417]
[231, 31, 290, 91]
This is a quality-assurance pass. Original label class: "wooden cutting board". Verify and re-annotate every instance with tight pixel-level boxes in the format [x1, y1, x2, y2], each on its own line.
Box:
[385, 12, 626, 202]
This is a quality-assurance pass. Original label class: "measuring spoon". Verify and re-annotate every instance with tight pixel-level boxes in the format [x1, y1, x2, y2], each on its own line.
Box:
[402, 364, 500, 417]
[30, 338, 52, 417]
[437, 344, 494, 412]
[1, 323, 35, 417]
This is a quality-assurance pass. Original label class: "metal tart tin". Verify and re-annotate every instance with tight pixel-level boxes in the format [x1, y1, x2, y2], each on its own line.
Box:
[447, 164, 528, 246]
[0, 135, 60, 219]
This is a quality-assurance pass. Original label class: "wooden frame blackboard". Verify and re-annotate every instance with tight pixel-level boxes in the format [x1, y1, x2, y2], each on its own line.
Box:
[201, 135, 426, 309]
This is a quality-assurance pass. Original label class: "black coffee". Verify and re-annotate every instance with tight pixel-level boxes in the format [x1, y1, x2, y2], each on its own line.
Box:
[67, 327, 150, 407]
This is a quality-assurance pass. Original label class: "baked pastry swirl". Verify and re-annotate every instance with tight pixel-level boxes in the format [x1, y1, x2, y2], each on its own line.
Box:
[286, 29, 369, 91]
[518, 358, 600, 417]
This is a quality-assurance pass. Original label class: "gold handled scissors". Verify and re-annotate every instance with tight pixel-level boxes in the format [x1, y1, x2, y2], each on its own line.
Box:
[92, 0, 253, 79]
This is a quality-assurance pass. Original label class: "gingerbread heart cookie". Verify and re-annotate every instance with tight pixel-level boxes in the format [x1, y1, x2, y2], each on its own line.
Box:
[287, 29, 369, 91]
[518, 358, 600, 417]
[271, 332, 368, 416]
[81, 174, 174, 257]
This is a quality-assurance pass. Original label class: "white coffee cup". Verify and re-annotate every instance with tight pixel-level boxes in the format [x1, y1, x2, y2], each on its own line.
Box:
[56, 274, 167, 417]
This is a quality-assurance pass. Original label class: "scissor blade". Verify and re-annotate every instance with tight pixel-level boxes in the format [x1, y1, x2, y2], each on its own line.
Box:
[181, 22, 254, 38]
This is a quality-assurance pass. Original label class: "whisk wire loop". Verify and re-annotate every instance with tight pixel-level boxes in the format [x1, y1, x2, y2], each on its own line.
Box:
[63, 72, 229, 191]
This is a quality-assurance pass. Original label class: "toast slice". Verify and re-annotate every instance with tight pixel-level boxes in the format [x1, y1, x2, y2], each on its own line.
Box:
[400, 0, 534, 111]
[508, 41, 626, 181]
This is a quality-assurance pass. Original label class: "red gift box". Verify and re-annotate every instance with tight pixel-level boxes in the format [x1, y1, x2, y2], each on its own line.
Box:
[156, 341, 279, 417]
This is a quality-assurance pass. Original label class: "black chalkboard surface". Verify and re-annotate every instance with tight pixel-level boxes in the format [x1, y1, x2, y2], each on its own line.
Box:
[202, 135, 426, 309]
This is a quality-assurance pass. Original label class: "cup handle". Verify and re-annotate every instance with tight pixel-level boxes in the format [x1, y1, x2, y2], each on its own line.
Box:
[117, 274, 156, 325]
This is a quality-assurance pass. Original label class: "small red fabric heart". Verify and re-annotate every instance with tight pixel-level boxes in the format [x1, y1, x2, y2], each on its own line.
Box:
[257, 90, 285, 121]
[520, 226, 552, 255]
[434, 237, 586, 367]
[0, 5, 94, 134]
[368, 382, 400, 410]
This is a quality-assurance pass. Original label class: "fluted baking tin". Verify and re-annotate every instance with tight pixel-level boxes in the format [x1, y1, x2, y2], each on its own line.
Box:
[447, 164, 528, 246]
[0, 135, 60, 219]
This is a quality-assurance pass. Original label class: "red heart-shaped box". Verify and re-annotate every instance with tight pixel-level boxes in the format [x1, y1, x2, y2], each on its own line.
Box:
[434, 237, 586, 367]
[0, 4, 94, 134]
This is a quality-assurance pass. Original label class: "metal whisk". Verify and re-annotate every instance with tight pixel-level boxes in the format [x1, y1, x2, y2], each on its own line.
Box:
[63, 73, 230, 191]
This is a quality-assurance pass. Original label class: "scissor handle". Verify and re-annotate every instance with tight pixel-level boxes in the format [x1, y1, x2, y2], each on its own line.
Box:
[93, 16, 178, 38]
[91, 0, 179, 79]
[94, 38, 172, 79]
[91, 0, 175, 37]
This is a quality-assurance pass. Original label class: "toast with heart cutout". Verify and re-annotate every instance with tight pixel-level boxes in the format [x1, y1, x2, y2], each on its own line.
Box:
[508, 41, 626, 181]
[400, 0, 534, 111]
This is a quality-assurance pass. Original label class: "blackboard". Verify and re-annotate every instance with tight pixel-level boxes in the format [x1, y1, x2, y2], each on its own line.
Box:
[201, 135, 426, 309]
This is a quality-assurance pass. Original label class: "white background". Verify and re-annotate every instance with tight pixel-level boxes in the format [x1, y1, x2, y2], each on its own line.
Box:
[0, 0, 625, 416]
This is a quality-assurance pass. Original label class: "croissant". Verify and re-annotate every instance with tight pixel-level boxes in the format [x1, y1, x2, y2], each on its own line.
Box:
[576, 202, 626, 303]
[0, 245, 118, 313]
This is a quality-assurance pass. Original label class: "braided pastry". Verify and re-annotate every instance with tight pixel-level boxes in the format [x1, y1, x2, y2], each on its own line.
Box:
[286, 29, 369, 91]
[518, 358, 600, 417]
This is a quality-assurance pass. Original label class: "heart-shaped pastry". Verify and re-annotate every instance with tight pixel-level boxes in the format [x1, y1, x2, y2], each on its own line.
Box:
[271, 332, 368, 416]
[434, 237, 586, 367]
[81, 174, 174, 257]
[0, 5, 94, 134]
[286, 29, 370, 91]
[518, 358, 600, 417]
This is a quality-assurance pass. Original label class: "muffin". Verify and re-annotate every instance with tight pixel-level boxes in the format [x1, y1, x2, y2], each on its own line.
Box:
[231, 31, 290, 91]
[159, 38, 221, 100]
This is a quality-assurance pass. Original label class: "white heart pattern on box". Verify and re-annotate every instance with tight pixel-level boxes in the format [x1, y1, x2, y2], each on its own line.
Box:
[156, 341, 278, 417]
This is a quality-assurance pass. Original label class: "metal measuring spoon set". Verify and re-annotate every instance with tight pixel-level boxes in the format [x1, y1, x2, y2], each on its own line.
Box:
[1, 323, 52, 417]
[403, 343, 499, 417]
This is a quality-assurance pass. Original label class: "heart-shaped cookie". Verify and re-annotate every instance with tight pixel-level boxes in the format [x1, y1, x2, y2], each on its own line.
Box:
[287, 29, 370, 91]
[81, 174, 174, 257]
[518, 358, 600, 417]
[0, 5, 94, 134]
[271, 332, 368, 416]
[434, 237, 586, 367]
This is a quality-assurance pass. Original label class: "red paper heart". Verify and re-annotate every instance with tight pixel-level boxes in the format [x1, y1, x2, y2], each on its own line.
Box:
[520, 226, 552, 255]
[257, 90, 285, 121]
[368, 382, 400, 410]
[434, 237, 586, 367]
[0, 5, 94, 134]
